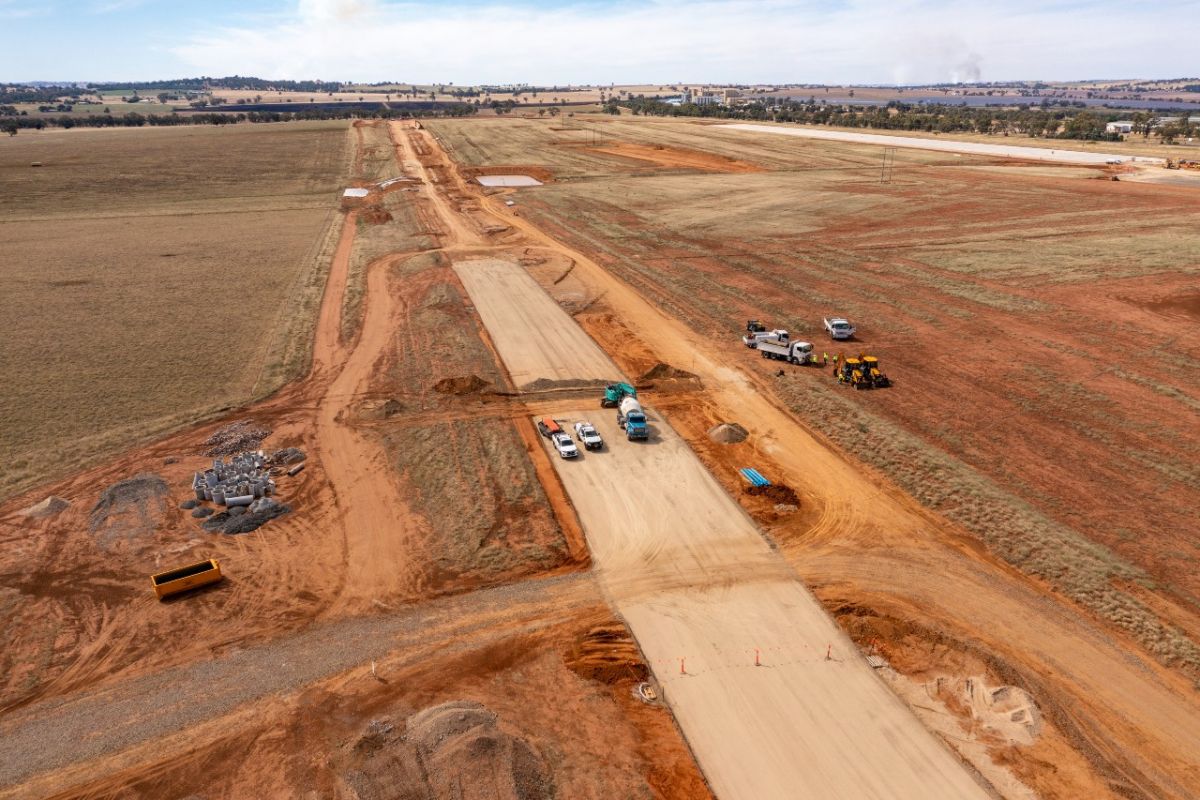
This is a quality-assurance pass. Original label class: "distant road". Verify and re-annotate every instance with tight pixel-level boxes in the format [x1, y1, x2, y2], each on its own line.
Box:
[723, 123, 1165, 166]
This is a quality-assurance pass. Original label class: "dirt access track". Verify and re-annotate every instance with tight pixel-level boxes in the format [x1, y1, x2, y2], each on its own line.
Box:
[453, 258, 990, 798]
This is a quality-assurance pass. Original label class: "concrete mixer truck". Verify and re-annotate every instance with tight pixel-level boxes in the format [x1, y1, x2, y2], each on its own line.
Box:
[617, 395, 649, 441]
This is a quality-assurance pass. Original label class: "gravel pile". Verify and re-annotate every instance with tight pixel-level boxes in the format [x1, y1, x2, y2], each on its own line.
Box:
[89, 474, 170, 551]
[201, 498, 291, 535]
[203, 420, 271, 457]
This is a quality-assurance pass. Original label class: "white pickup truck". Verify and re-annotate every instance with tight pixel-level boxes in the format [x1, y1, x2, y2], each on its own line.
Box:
[550, 431, 579, 459]
[823, 317, 856, 340]
[573, 421, 604, 450]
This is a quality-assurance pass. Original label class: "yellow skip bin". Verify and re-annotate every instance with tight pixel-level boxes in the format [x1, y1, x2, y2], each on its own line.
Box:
[151, 559, 223, 600]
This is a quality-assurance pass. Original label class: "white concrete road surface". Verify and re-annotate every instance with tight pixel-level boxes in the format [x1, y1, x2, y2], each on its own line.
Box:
[456, 257, 991, 800]
[454, 258, 620, 388]
[724, 122, 1165, 166]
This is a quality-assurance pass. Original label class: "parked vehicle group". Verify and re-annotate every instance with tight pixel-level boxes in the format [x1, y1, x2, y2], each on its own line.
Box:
[740, 317, 891, 389]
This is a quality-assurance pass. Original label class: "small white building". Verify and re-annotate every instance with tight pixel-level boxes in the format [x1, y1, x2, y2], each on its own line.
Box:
[1106, 120, 1134, 134]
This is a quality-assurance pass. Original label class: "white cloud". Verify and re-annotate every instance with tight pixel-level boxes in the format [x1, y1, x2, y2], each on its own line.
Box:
[170, 0, 1200, 84]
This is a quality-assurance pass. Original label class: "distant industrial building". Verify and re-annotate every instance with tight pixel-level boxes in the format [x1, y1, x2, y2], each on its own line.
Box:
[1106, 120, 1134, 134]
[681, 88, 721, 106]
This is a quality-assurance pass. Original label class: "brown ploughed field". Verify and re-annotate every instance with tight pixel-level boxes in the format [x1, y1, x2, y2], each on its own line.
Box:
[0, 121, 353, 501]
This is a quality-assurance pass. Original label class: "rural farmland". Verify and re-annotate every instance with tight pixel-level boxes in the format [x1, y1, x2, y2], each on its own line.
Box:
[2, 90, 1199, 800]
[0, 121, 352, 500]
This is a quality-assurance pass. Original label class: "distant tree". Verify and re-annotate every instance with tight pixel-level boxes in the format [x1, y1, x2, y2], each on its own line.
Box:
[3, 120, 17, 136]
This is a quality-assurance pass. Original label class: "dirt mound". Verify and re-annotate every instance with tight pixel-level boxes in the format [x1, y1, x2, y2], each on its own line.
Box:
[360, 204, 393, 225]
[565, 624, 649, 684]
[20, 496, 70, 517]
[433, 374, 492, 395]
[89, 474, 170, 551]
[638, 362, 698, 382]
[344, 702, 554, 800]
[708, 422, 748, 444]
[201, 498, 291, 535]
[745, 483, 800, 506]
[204, 420, 271, 457]
[521, 377, 609, 393]
[355, 398, 405, 420]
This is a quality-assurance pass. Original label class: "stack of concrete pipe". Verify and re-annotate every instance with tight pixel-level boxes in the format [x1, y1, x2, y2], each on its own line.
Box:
[192, 451, 276, 507]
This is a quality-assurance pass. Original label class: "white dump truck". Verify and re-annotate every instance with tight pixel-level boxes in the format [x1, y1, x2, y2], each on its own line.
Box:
[758, 335, 814, 365]
[823, 317, 856, 340]
[742, 329, 789, 348]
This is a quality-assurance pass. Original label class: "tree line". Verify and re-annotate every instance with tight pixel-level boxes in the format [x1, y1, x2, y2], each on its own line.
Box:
[1, 104, 477, 136]
[616, 97, 1200, 141]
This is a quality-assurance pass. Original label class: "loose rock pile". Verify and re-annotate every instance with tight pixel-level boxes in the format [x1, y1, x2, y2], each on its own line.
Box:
[203, 420, 271, 457]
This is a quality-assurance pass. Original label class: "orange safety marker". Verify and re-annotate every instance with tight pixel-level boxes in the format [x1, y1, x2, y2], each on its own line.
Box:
[754, 648, 761, 667]
[680, 657, 687, 675]
[825, 644, 832, 661]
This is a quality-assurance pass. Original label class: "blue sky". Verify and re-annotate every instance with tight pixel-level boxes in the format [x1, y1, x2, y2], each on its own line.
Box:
[1, 0, 1197, 85]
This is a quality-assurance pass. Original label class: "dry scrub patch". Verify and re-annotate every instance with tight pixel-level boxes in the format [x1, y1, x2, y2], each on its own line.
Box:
[0, 121, 353, 500]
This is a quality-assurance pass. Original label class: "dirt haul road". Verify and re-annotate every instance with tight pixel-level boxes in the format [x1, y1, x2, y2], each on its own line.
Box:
[453, 257, 989, 799]
[724, 122, 1165, 165]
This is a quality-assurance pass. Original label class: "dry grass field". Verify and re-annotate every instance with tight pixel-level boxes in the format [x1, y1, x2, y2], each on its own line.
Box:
[0, 121, 353, 500]
[428, 115, 1200, 674]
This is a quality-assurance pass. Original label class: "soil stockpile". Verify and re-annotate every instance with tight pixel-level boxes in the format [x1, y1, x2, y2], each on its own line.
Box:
[708, 422, 749, 444]
[204, 420, 271, 457]
[344, 701, 554, 800]
[566, 624, 649, 684]
[89, 474, 170, 551]
[20, 496, 69, 517]
[639, 362, 698, 382]
[433, 375, 491, 395]
[745, 483, 800, 506]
